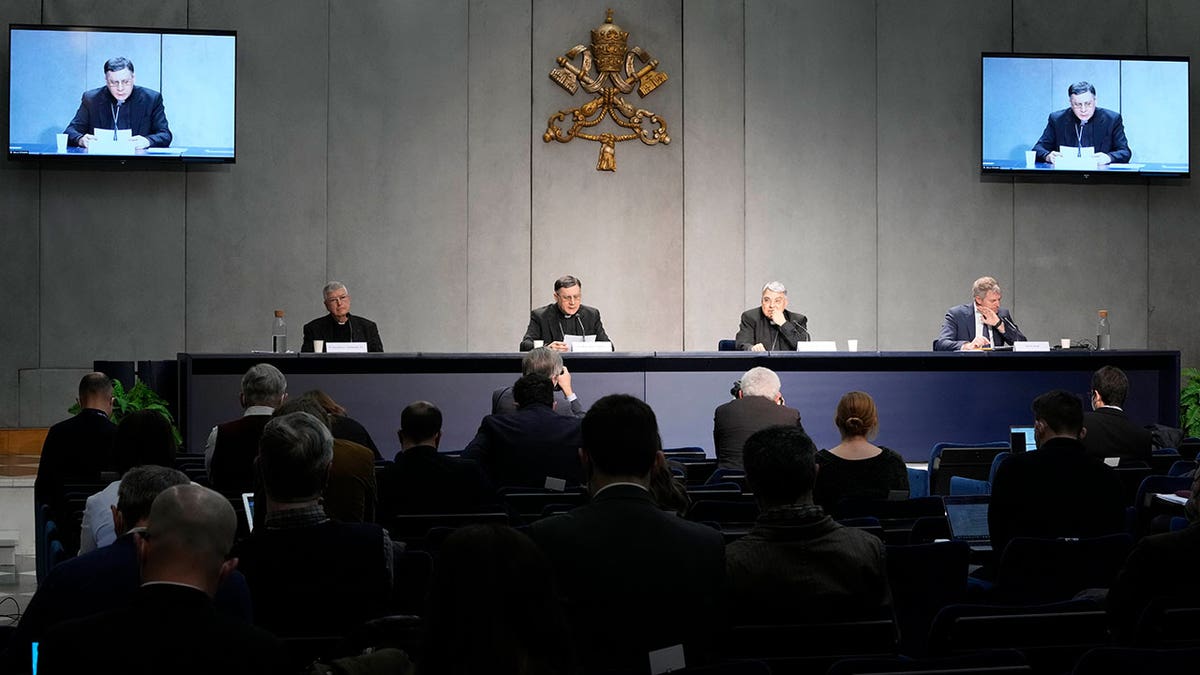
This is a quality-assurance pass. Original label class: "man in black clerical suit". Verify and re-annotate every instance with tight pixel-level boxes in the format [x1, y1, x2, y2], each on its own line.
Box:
[379, 401, 493, 515]
[520, 275, 611, 351]
[530, 395, 725, 672]
[1033, 81, 1131, 166]
[36, 483, 282, 675]
[301, 281, 384, 352]
[464, 374, 582, 489]
[988, 390, 1126, 558]
[64, 56, 172, 149]
[1082, 366, 1153, 463]
[735, 280, 810, 351]
[35, 372, 118, 553]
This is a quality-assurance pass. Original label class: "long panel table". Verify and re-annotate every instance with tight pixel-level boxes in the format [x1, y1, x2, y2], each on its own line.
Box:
[179, 351, 1179, 463]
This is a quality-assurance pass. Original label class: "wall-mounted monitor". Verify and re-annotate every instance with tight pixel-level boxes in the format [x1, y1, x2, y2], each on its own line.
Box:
[8, 24, 236, 164]
[981, 53, 1188, 178]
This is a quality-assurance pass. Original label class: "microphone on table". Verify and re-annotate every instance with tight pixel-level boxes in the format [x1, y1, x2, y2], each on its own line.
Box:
[113, 100, 123, 140]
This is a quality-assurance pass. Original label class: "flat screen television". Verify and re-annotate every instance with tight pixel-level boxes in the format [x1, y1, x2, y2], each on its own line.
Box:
[981, 52, 1188, 178]
[8, 24, 236, 163]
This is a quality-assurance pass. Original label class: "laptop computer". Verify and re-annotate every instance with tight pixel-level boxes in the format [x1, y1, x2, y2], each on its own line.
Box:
[1010, 425, 1036, 453]
[943, 494, 992, 550]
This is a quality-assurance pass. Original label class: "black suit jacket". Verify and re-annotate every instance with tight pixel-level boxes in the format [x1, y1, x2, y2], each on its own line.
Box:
[1082, 407, 1153, 463]
[492, 386, 584, 418]
[1106, 522, 1200, 638]
[301, 313, 384, 352]
[713, 396, 804, 470]
[378, 445, 494, 515]
[37, 583, 282, 675]
[530, 484, 726, 672]
[463, 404, 583, 488]
[1033, 107, 1131, 164]
[34, 409, 117, 554]
[520, 303, 611, 351]
[4, 533, 252, 673]
[988, 436, 1126, 557]
[735, 307, 810, 351]
[64, 86, 172, 148]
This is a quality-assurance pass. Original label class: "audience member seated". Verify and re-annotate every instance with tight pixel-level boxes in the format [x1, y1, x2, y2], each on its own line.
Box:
[272, 397, 377, 523]
[301, 389, 382, 460]
[713, 366, 804, 470]
[1082, 366, 1153, 464]
[5, 466, 252, 673]
[465, 373, 583, 489]
[989, 390, 1127, 558]
[235, 411, 392, 637]
[37, 483, 282, 674]
[80, 409, 178, 553]
[379, 401, 493, 516]
[34, 372, 118, 553]
[492, 347, 586, 418]
[206, 363, 287, 496]
[814, 391, 909, 509]
[530, 395, 725, 672]
[726, 425, 893, 624]
[1106, 471, 1200, 639]
[649, 460, 691, 516]
[421, 524, 574, 675]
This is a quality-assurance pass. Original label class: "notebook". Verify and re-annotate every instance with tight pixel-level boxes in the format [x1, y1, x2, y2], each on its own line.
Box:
[943, 495, 991, 547]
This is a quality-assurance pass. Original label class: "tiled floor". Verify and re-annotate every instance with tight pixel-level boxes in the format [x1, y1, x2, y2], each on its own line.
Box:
[0, 554, 38, 626]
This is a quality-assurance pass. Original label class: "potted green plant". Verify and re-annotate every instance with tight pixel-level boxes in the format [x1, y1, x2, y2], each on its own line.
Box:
[69, 378, 182, 446]
[1181, 367, 1200, 438]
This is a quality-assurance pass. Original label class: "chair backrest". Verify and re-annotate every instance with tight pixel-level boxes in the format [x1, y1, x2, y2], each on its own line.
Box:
[723, 619, 899, 671]
[994, 534, 1134, 604]
[1072, 645, 1200, 674]
[1132, 596, 1200, 648]
[687, 499, 759, 525]
[907, 467, 929, 498]
[718, 339, 738, 351]
[885, 541, 970, 656]
[386, 512, 510, 540]
[1168, 460, 1197, 477]
[928, 443, 1009, 495]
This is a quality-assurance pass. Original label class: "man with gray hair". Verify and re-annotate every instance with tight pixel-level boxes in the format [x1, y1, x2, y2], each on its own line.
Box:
[206, 363, 288, 496]
[235, 411, 393, 637]
[492, 346, 585, 418]
[713, 366, 804, 470]
[934, 276, 1026, 351]
[735, 281, 810, 351]
[301, 281, 384, 352]
[37, 484, 281, 673]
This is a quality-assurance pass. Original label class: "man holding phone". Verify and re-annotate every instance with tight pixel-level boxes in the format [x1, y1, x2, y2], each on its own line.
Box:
[933, 276, 1026, 351]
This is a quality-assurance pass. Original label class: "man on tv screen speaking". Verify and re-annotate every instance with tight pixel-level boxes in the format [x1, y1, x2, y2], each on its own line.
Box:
[1032, 81, 1130, 166]
[64, 56, 172, 150]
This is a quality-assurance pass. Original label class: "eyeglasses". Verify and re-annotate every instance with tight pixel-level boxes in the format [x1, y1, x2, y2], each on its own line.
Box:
[106, 79, 133, 88]
[1070, 100, 1095, 110]
[325, 294, 349, 305]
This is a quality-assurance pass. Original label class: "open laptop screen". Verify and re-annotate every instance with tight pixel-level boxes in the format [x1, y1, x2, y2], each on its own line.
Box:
[1010, 426, 1036, 452]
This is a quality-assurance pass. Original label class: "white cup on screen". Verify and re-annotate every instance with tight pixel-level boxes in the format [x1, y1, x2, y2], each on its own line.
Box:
[313, 340, 325, 353]
[847, 339, 859, 352]
[1025, 150, 1036, 167]
[56, 134, 68, 153]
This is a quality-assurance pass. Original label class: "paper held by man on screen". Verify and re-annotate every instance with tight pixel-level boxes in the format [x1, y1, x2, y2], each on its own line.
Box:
[1054, 145, 1096, 170]
[564, 334, 613, 353]
[88, 128, 135, 155]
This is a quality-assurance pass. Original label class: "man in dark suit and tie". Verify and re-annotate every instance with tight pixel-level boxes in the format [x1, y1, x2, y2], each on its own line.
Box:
[519, 275, 612, 352]
[530, 395, 726, 672]
[934, 276, 1027, 351]
[36, 483, 282, 674]
[464, 373, 583, 488]
[1033, 81, 1131, 166]
[1082, 366, 1153, 463]
[379, 401, 494, 515]
[713, 366, 804, 470]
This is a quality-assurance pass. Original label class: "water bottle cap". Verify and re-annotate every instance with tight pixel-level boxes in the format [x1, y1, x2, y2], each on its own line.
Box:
[274, 309, 285, 317]
[1098, 309, 1108, 317]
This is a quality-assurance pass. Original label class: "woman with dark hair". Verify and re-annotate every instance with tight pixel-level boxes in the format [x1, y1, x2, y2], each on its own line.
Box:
[79, 409, 178, 553]
[300, 389, 382, 460]
[813, 391, 908, 509]
[422, 524, 575, 675]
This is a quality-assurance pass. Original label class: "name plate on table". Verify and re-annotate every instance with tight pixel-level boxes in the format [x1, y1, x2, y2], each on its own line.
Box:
[325, 341, 368, 353]
[1055, 146, 1096, 170]
[569, 341, 612, 353]
[795, 341, 838, 352]
[1013, 341, 1051, 352]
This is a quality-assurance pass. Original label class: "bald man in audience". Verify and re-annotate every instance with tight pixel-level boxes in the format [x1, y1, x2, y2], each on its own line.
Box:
[37, 483, 282, 674]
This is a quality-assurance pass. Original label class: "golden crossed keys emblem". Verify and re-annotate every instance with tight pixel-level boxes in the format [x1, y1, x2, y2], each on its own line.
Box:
[543, 9, 670, 171]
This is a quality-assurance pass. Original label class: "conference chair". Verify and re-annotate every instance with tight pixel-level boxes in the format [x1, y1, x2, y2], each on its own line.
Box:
[1167, 459, 1197, 476]
[718, 339, 737, 351]
[826, 649, 1030, 675]
[928, 599, 1109, 674]
[948, 451, 1011, 496]
[721, 618, 899, 675]
[339, 615, 426, 665]
[686, 499, 759, 527]
[1131, 475, 1192, 537]
[390, 551, 433, 616]
[992, 534, 1133, 605]
[927, 442, 1009, 496]
[1131, 596, 1200, 649]
[1071, 646, 1200, 674]
[832, 496, 946, 545]
[705, 468, 747, 488]
[886, 540, 971, 656]
[907, 467, 930, 498]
